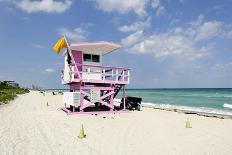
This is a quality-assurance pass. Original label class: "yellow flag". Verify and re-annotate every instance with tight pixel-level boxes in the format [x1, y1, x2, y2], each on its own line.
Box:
[53, 36, 67, 53]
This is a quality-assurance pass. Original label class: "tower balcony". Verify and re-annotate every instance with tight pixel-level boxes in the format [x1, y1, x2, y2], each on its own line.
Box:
[62, 64, 130, 85]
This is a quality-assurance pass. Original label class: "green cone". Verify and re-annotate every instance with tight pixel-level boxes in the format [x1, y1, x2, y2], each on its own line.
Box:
[78, 124, 86, 139]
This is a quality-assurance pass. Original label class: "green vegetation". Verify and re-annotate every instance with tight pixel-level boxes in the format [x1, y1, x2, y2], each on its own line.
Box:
[0, 82, 29, 105]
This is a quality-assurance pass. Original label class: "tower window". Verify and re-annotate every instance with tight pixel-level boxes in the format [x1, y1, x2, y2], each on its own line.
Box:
[83, 54, 100, 63]
[92, 55, 100, 62]
[83, 54, 91, 62]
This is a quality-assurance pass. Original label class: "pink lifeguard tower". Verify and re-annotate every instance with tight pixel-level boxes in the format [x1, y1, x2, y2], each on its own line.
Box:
[61, 41, 130, 114]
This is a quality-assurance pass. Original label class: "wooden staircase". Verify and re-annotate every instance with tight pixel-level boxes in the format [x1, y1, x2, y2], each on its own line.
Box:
[83, 71, 125, 106]
[101, 71, 124, 103]
[113, 84, 123, 98]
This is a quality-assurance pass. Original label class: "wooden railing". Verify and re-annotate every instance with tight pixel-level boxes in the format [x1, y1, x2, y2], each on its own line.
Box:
[62, 64, 130, 84]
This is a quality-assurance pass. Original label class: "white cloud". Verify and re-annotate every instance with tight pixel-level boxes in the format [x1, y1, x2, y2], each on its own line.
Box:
[122, 31, 211, 61]
[42, 68, 55, 74]
[121, 31, 143, 47]
[121, 16, 227, 61]
[93, 0, 164, 17]
[120, 15, 232, 61]
[151, 0, 165, 16]
[213, 62, 232, 71]
[94, 0, 147, 17]
[58, 27, 87, 42]
[186, 15, 232, 41]
[15, 0, 72, 13]
[195, 21, 222, 41]
[118, 18, 151, 33]
[189, 14, 204, 27]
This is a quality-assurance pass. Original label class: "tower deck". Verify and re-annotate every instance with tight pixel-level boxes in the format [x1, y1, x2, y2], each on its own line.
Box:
[62, 64, 130, 85]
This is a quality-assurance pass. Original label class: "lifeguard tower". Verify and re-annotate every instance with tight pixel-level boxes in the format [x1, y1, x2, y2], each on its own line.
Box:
[61, 41, 130, 114]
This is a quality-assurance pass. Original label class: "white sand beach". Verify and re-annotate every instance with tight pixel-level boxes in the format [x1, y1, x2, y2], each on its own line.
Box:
[0, 91, 232, 155]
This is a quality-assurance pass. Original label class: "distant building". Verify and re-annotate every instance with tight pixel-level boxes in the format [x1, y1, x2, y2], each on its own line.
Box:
[3, 81, 19, 88]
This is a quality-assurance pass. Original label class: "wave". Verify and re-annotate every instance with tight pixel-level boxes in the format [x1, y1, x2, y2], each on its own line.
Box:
[223, 95, 232, 98]
[115, 98, 232, 116]
[224, 103, 232, 109]
[140, 102, 232, 116]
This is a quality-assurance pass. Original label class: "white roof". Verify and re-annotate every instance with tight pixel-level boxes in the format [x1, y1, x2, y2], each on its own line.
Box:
[70, 42, 120, 55]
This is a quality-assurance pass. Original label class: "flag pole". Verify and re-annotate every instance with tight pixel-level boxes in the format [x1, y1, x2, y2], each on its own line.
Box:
[63, 36, 81, 80]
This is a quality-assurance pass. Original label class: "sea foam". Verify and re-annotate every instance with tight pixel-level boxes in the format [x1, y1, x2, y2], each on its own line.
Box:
[115, 98, 232, 116]
[224, 103, 232, 109]
[141, 102, 232, 116]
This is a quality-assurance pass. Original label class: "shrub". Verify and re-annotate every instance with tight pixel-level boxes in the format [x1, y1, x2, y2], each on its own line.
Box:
[0, 82, 29, 104]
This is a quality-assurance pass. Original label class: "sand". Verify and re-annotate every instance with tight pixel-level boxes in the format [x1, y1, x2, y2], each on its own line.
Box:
[0, 91, 232, 155]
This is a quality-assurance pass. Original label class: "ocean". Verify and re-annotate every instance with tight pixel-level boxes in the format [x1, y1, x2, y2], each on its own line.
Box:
[48, 88, 232, 116]
[118, 88, 232, 115]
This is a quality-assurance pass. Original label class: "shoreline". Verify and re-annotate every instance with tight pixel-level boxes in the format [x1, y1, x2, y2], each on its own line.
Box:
[2, 93, 232, 119]
[142, 104, 232, 119]
[114, 98, 232, 119]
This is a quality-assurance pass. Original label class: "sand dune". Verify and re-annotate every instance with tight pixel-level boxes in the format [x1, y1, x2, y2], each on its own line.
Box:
[0, 91, 232, 155]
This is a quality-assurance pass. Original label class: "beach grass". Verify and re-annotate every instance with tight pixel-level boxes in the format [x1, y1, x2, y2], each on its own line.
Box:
[0, 82, 29, 104]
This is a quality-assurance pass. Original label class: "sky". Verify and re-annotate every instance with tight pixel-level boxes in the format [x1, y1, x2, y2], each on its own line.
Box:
[0, 0, 232, 89]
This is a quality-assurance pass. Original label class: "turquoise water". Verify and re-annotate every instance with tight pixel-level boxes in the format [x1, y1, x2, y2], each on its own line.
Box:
[118, 88, 232, 114]
[49, 88, 232, 114]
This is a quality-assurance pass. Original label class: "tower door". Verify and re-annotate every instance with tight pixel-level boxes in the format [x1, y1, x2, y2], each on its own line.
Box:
[72, 50, 82, 72]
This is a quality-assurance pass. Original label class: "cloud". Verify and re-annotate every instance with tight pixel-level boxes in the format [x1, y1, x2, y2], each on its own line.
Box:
[151, 0, 165, 16]
[186, 15, 232, 41]
[120, 15, 232, 61]
[118, 18, 151, 33]
[58, 27, 87, 42]
[41, 68, 55, 74]
[93, 0, 164, 17]
[195, 21, 222, 41]
[122, 31, 211, 61]
[213, 62, 232, 71]
[14, 0, 72, 13]
[121, 31, 144, 47]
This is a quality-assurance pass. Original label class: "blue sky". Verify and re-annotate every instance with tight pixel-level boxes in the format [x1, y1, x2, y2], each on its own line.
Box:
[0, 0, 232, 88]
